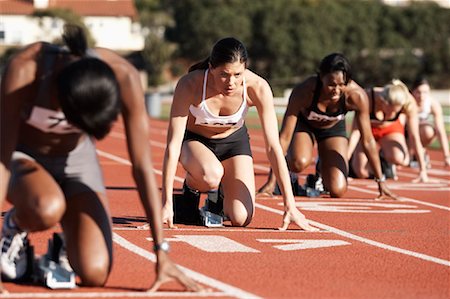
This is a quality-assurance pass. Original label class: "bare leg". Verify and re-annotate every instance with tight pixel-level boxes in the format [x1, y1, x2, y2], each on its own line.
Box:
[61, 191, 112, 287]
[318, 137, 348, 198]
[379, 133, 410, 166]
[180, 140, 223, 192]
[350, 141, 372, 179]
[221, 155, 255, 227]
[287, 131, 315, 173]
[7, 158, 66, 232]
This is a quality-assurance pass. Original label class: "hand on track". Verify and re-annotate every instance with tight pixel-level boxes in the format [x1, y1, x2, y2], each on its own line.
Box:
[162, 204, 177, 229]
[375, 181, 399, 200]
[279, 208, 319, 232]
[147, 254, 210, 293]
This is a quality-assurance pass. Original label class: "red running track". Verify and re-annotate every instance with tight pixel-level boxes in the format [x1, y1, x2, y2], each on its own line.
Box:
[2, 118, 449, 298]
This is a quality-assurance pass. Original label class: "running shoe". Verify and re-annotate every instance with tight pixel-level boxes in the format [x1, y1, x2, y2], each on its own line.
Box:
[173, 181, 201, 225]
[0, 209, 30, 281]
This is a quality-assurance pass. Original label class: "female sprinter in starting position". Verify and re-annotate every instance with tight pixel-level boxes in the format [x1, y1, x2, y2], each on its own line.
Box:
[348, 79, 430, 182]
[161, 37, 317, 231]
[409, 77, 450, 167]
[0, 24, 203, 293]
[258, 53, 397, 200]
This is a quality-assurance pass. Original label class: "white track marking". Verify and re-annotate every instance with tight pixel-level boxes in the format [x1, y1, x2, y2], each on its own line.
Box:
[114, 227, 329, 233]
[257, 239, 350, 251]
[348, 185, 450, 211]
[98, 138, 450, 268]
[292, 201, 430, 214]
[255, 203, 450, 267]
[147, 235, 260, 252]
[113, 233, 261, 299]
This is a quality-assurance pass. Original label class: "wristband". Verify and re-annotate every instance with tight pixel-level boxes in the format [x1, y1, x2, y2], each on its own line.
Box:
[374, 175, 386, 183]
[153, 240, 170, 253]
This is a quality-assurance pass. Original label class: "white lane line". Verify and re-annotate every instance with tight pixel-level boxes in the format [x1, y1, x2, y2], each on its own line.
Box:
[113, 233, 261, 299]
[251, 163, 450, 211]
[98, 141, 449, 267]
[113, 227, 330, 233]
[348, 185, 450, 211]
[0, 292, 225, 298]
[255, 203, 450, 267]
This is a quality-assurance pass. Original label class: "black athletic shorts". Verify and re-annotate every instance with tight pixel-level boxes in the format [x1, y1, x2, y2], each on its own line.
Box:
[296, 113, 347, 143]
[183, 126, 252, 161]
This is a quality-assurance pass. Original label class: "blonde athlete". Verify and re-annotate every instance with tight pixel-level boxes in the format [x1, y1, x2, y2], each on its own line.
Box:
[0, 24, 203, 293]
[348, 79, 430, 182]
[161, 37, 317, 231]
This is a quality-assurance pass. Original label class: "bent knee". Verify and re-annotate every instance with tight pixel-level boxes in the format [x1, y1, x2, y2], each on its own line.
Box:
[289, 157, 311, 173]
[17, 195, 66, 231]
[325, 184, 347, 198]
[77, 259, 110, 287]
[228, 210, 253, 227]
[328, 185, 347, 198]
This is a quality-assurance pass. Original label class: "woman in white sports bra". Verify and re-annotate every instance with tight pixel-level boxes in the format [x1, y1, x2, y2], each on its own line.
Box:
[410, 77, 450, 167]
[162, 37, 317, 231]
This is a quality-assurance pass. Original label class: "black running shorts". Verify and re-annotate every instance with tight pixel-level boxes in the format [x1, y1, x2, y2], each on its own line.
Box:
[183, 126, 252, 161]
[296, 113, 347, 143]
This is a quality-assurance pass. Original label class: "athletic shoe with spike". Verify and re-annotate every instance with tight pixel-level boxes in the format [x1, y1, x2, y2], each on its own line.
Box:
[0, 209, 30, 281]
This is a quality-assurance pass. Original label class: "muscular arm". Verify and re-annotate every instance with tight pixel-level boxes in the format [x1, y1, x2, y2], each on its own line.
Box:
[252, 78, 295, 206]
[349, 88, 384, 181]
[99, 49, 165, 244]
[347, 114, 361, 160]
[405, 98, 429, 179]
[431, 99, 450, 165]
[161, 76, 191, 222]
[0, 43, 40, 292]
[259, 84, 303, 190]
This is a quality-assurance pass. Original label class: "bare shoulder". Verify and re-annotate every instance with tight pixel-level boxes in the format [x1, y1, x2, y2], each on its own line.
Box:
[245, 70, 271, 92]
[291, 76, 315, 98]
[172, 70, 205, 106]
[175, 70, 203, 94]
[244, 70, 273, 105]
[94, 47, 139, 80]
[3, 42, 44, 86]
[345, 80, 368, 110]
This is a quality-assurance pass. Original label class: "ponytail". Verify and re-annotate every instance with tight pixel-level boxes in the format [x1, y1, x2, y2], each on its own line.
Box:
[62, 23, 88, 56]
[382, 79, 412, 108]
[188, 57, 210, 73]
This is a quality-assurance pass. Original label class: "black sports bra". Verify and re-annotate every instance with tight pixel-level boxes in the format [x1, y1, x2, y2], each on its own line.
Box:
[301, 77, 347, 124]
[369, 88, 402, 122]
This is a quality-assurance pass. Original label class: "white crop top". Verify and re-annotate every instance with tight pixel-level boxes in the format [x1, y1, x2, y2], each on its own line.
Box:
[418, 97, 432, 121]
[189, 69, 248, 128]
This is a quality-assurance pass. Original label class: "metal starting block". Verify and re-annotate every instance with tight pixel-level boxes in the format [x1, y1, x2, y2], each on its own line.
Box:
[200, 208, 223, 228]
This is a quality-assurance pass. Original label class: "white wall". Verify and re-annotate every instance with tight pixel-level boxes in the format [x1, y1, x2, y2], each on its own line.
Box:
[0, 15, 144, 52]
[84, 16, 144, 51]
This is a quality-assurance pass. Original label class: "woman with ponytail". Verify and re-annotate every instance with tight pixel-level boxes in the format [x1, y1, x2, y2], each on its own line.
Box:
[161, 37, 318, 231]
[258, 53, 397, 200]
[348, 79, 430, 182]
[0, 24, 203, 292]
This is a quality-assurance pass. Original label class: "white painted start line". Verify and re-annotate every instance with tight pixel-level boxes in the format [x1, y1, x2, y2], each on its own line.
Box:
[145, 235, 349, 252]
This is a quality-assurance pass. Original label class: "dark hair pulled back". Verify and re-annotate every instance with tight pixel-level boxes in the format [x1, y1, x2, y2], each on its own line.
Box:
[188, 37, 248, 72]
[62, 23, 88, 57]
[57, 24, 121, 140]
[318, 53, 352, 84]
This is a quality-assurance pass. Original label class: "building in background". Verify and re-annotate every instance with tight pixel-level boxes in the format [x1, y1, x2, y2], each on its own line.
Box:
[0, 0, 145, 53]
[381, 0, 450, 8]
